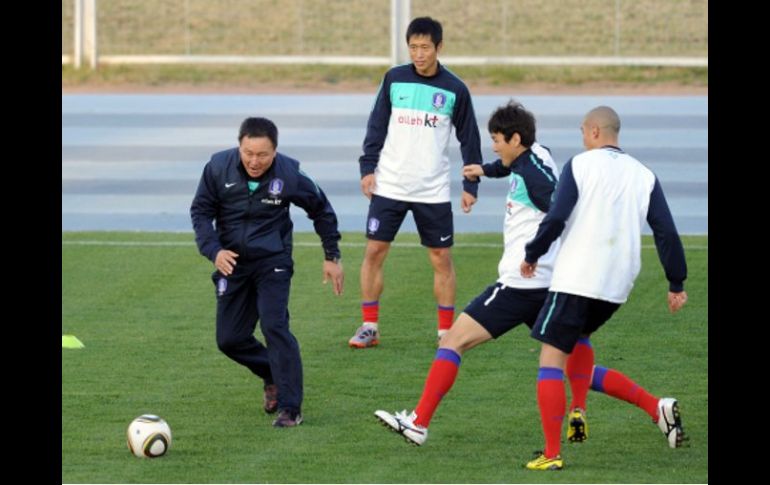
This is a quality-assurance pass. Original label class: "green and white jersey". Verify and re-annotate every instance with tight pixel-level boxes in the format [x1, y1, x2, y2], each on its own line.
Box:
[482, 144, 560, 288]
[359, 63, 482, 203]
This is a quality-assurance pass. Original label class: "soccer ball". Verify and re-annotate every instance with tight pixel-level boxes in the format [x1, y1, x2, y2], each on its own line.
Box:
[126, 414, 172, 458]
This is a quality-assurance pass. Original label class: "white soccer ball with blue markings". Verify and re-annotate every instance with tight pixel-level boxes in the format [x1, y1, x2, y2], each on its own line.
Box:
[127, 414, 172, 458]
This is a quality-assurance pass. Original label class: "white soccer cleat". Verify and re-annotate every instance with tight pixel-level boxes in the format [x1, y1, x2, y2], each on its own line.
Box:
[656, 397, 686, 448]
[374, 409, 428, 446]
[349, 323, 379, 348]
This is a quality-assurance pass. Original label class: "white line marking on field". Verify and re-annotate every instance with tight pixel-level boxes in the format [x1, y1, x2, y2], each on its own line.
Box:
[61, 240, 708, 250]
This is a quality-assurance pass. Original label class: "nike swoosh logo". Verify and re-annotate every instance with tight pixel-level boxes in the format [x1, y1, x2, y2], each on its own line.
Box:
[225, 183, 237, 188]
[274, 268, 287, 272]
[399, 96, 409, 100]
[396, 418, 425, 435]
[440, 235, 452, 241]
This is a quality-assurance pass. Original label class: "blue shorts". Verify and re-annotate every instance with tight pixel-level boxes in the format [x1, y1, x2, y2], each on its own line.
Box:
[530, 292, 621, 354]
[366, 194, 454, 247]
[463, 283, 549, 338]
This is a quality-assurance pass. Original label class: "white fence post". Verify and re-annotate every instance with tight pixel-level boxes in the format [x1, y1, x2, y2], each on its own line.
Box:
[614, 0, 621, 56]
[391, 0, 411, 65]
[84, 0, 98, 69]
[73, 0, 82, 68]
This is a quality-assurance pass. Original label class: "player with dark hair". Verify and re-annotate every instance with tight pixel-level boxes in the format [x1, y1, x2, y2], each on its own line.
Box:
[373, 103, 687, 456]
[349, 16, 483, 348]
[372, 101, 557, 443]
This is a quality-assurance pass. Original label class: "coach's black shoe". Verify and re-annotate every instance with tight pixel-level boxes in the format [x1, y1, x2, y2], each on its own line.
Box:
[263, 384, 278, 414]
[272, 409, 303, 427]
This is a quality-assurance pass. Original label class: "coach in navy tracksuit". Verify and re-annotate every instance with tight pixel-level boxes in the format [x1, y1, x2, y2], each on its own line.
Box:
[190, 117, 344, 428]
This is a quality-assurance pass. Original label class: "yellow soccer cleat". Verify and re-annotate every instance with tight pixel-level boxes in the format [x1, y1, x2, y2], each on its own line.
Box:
[567, 407, 588, 443]
[525, 452, 564, 471]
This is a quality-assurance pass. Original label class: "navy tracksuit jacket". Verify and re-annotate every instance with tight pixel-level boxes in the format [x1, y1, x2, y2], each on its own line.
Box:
[191, 148, 341, 413]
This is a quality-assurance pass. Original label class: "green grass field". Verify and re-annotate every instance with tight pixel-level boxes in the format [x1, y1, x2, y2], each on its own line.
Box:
[60, 63, 709, 92]
[62, 232, 707, 483]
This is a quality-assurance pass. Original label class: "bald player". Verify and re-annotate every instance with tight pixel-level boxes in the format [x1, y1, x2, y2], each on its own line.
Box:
[520, 106, 689, 471]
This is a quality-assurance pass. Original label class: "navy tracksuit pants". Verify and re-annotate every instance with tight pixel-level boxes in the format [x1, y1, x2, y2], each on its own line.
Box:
[212, 255, 303, 413]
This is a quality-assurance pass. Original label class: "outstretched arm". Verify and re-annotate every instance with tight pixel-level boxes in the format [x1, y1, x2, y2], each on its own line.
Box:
[524, 159, 578, 266]
[462, 159, 512, 181]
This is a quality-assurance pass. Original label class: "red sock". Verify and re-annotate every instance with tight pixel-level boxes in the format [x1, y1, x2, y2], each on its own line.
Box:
[591, 366, 659, 420]
[536, 367, 565, 458]
[566, 338, 594, 411]
[361, 300, 378, 323]
[437, 305, 454, 332]
[413, 348, 461, 427]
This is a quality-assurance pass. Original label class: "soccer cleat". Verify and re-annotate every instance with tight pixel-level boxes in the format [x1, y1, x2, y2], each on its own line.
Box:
[374, 409, 428, 446]
[272, 409, 303, 427]
[656, 397, 686, 448]
[349, 323, 379, 348]
[567, 407, 588, 443]
[263, 384, 278, 414]
[525, 451, 564, 471]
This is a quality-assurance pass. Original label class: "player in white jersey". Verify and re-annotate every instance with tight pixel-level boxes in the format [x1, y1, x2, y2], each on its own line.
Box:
[373, 101, 562, 445]
[349, 17, 483, 348]
[521, 106, 688, 471]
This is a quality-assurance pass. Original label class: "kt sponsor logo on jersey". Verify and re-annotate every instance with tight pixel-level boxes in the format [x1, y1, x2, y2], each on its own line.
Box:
[506, 201, 514, 215]
[396, 114, 440, 128]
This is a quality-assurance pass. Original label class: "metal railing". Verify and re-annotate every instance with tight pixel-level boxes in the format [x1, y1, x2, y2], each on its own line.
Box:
[62, 0, 708, 69]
